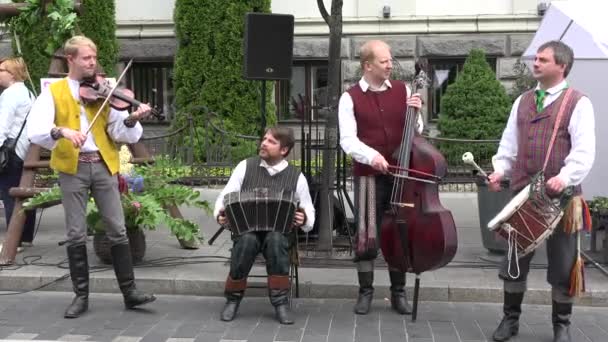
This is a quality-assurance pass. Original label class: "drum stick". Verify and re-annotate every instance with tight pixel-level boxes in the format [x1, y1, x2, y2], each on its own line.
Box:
[462, 152, 488, 179]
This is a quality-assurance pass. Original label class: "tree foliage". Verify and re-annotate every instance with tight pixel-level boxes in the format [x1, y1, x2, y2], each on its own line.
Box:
[5, 0, 118, 92]
[437, 49, 512, 165]
[78, 0, 119, 76]
[173, 0, 275, 162]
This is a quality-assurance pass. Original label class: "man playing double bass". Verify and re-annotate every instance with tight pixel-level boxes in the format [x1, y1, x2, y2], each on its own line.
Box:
[488, 41, 595, 342]
[338, 40, 423, 315]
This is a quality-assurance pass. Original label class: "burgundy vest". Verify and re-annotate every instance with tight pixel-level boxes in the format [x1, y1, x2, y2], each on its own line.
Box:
[347, 81, 408, 176]
[510, 88, 583, 194]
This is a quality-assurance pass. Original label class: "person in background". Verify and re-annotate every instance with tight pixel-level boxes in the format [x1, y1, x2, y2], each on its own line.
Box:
[0, 57, 36, 252]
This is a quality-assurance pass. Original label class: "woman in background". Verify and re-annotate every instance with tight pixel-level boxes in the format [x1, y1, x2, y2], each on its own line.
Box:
[0, 57, 37, 250]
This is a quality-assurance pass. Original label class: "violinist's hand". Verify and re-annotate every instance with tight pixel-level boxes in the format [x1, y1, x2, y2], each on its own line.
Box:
[371, 154, 389, 173]
[131, 103, 152, 120]
[546, 176, 566, 196]
[487, 172, 504, 192]
[407, 93, 422, 110]
[293, 209, 306, 227]
[60, 128, 87, 148]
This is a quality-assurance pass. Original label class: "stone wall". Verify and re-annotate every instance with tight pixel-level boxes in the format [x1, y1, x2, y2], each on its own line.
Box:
[286, 33, 534, 125]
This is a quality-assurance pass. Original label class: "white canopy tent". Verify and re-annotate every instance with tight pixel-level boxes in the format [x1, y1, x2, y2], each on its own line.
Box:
[522, 0, 608, 199]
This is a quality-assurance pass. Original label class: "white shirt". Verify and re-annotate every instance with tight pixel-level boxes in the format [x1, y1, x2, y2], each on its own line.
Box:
[0, 82, 34, 160]
[213, 158, 316, 233]
[493, 80, 595, 187]
[28, 77, 143, 151]
[338, 77, 424, 166]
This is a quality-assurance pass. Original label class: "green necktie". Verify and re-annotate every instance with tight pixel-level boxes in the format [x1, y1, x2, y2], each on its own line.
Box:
[535, 89, 547, 113]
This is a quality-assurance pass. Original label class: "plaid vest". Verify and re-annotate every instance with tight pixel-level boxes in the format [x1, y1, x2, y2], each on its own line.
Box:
[510, 88, 584, 194]
[347, 80, 408, 176]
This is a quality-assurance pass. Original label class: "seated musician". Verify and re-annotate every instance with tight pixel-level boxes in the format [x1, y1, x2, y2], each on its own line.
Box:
[488, 41, 595, 342]
[214, 126, 315, 325]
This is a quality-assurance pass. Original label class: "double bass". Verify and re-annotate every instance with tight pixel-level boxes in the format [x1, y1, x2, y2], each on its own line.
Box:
[379, 70, 457, 321]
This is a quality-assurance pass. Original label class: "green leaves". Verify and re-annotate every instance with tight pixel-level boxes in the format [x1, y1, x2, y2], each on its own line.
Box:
[437, 49, 512, 164]
[79, 0, 119, 76]
[22, 186, 62, 211]
[7, 0, 78, 93]
[173, 0, 274, 161]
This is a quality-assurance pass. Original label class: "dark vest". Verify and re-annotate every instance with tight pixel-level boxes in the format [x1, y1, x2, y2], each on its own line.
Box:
[347, 80, 408, 176]
[510, 88, 584, 194]
[241, 157, 300, 193]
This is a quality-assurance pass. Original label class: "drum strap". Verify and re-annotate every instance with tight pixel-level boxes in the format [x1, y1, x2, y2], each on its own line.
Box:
[542, 88, 574, 172]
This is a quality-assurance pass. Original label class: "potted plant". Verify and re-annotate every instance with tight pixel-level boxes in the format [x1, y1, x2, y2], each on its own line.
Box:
[23, 146, 210, 263]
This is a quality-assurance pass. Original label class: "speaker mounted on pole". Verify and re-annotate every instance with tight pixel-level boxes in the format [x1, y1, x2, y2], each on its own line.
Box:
[243, 12, 294, 81]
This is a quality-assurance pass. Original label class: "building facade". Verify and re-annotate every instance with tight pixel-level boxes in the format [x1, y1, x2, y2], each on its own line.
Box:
[113, 0, 544, 127]
[0, 0, 546, 126]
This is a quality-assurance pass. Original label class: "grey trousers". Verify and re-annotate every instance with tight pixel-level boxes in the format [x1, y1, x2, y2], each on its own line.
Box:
[499, 221, 578, 303]
[59, 161, 128, 246]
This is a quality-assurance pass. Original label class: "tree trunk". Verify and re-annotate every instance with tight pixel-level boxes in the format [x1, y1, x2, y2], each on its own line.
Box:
[316, 0, 343, 251]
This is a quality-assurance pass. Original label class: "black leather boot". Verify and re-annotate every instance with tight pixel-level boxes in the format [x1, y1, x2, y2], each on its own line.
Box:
[269, 275, 293, 325]
[552, 301, 572, 342]
[221, 290, 244, 321]
[492, 291, 524, 341]
[64, 243, 89, 318]
[270, 289, 294, 324]
[111, 243, 156, 309]
[354, 272, 374, 315]
[221, 276, 247, 322]
[389, 271, 412, 315]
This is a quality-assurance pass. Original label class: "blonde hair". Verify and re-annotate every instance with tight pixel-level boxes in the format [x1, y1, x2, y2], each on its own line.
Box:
[0, 57, 30, 82]
[64, 35, 97, 57]
[359, 40, 390, 69]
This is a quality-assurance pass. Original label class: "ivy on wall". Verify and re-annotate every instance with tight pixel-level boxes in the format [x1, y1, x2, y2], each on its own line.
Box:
[173, 0, 276, 161]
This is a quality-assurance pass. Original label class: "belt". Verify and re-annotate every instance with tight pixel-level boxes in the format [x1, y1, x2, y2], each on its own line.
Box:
[78, 151, 102, 163]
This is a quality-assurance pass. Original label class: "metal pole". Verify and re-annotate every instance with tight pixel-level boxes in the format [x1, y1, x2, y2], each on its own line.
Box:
[260, 81, 267, 137]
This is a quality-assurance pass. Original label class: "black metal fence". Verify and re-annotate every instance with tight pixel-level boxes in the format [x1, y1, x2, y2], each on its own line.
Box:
[139, 115, 499, 192]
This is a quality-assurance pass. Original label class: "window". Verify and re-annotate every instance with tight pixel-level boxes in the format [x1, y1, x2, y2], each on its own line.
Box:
[125, 62, 175, 121]
[428, 57, 496, 121]
[276, 61, 328, 122]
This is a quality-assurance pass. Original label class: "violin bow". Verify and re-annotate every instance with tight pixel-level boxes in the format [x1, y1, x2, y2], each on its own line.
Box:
[85, 58, 134, 135]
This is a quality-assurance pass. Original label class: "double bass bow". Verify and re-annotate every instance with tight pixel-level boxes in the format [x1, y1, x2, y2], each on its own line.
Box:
[379, 69, 458, 321]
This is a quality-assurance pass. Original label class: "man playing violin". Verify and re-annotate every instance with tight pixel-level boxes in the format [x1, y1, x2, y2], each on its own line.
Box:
[488, 41, 595, 342]
[338, 39, 422, 315]
[28, 35, 156, 318]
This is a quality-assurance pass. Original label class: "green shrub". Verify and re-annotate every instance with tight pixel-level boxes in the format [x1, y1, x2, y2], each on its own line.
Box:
[6, 0, 118, 92]
[78, 0, 119, 76]
[173, 0, 275, 161]
[437, 49, 512, 165]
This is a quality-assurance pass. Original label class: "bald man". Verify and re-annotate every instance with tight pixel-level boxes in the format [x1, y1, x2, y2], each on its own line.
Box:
[338, 40, 423, 315]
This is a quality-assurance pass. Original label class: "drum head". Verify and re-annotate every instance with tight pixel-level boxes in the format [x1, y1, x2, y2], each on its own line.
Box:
[487, 184, 531, 230]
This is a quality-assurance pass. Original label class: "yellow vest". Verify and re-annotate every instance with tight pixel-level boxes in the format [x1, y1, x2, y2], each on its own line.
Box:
[49, 79, 119, 175]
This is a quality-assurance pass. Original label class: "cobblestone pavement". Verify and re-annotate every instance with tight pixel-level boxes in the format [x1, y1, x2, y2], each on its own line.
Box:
[0, 291, 607, 342]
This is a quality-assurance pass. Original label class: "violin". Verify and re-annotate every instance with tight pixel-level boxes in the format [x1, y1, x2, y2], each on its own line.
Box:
[79, 74, 165, 121]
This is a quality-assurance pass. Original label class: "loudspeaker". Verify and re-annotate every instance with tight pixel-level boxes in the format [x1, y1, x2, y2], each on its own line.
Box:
[243, 13, 294, 80]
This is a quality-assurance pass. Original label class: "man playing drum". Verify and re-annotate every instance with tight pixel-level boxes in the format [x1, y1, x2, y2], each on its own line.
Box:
[488, 41, 595, 342]
[213, 126, 315, 324]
